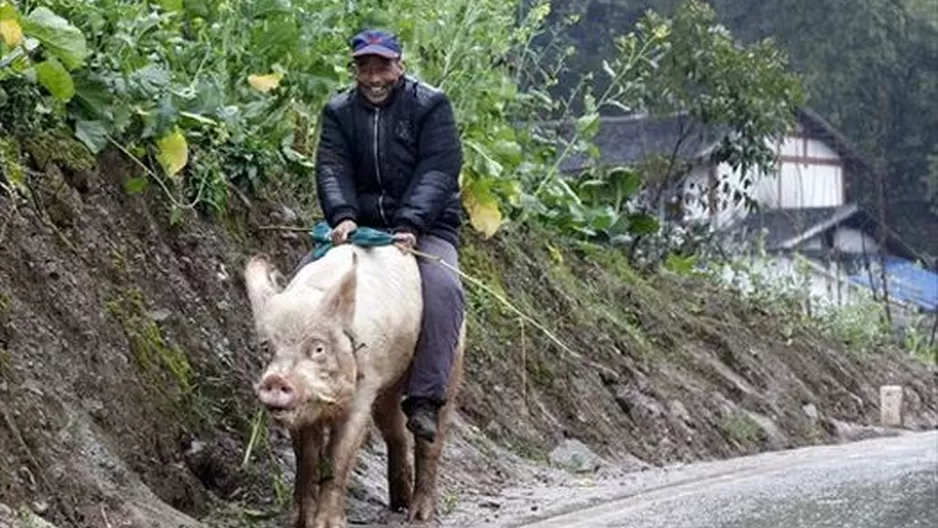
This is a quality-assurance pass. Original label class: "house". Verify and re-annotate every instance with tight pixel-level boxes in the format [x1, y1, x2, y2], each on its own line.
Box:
[718, 203, 938, 325]
[681, 107, 870, 229]
[547, 107, 938, 320]
[556, 108, 871, 229]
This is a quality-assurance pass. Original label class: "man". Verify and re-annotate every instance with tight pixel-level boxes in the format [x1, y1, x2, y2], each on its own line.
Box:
[313, 28, 466, 443]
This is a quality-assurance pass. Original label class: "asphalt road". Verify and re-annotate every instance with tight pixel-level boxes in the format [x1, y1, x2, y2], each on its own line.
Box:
[504, 431, 938, 528]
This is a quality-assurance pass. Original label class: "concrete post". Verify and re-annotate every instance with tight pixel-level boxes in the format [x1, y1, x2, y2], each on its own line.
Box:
[879, 385, 904, 428]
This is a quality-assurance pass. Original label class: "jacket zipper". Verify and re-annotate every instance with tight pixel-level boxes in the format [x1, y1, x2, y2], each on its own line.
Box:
[373, 108, 388, 224]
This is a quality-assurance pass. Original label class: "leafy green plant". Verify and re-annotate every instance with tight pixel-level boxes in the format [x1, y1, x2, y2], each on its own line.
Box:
[0, 2, 88, 100]
[1, 0, 803, 254]
[899, 313, 937, 366]
[378, 0, 554, 238]
[0, 1, 89, 145]
[2, 0, 560, 229]
[3, 0, 355, 218]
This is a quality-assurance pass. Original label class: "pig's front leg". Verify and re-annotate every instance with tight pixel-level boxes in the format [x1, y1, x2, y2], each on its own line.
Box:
[292, 424, 324, 528]
[312, 391, 378, 528]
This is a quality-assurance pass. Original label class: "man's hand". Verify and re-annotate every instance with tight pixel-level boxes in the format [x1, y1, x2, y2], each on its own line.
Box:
[392, 231, 417, 253]
[331, 219, 358, 245]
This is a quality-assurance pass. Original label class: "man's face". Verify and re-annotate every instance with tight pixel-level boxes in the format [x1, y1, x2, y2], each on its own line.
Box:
[353, 55, 404, 104]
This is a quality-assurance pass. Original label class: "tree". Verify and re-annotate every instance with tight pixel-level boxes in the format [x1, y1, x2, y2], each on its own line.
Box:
[541, 0, 938, 256]
[636, 1, 804, 208]
[526, 0, 804, 264]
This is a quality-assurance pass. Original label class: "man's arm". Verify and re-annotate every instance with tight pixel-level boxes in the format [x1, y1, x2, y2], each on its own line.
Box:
[392, 93, 462, 235]
[315, 104, 358, 227]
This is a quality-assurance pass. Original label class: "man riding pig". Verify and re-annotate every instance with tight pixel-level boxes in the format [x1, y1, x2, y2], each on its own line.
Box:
[313, 28, 466, 442]
[245, 27, 468, 528]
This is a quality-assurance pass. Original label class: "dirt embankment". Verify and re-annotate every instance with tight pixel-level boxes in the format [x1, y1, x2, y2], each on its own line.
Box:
[0, 145, 935, 528]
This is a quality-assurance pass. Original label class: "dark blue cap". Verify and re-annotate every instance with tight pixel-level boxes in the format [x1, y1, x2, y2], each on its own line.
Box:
[349, 29, 402, 59]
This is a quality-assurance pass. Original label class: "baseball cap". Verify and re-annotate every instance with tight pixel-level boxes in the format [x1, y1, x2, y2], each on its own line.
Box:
[349, 29, 402, 59]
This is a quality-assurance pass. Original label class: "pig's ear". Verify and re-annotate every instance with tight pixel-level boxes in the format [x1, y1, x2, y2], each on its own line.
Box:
[244, 254, 282, 316]
[321, 252, 358, 327]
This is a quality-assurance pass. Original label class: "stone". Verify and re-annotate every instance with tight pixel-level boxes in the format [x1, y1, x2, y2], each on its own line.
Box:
[879, 385, 904, 427]
[148, 309, 171, 323]
[549, 438, 603, 474]
[802, 403, 819, 424]
[669, 400, 692, 423]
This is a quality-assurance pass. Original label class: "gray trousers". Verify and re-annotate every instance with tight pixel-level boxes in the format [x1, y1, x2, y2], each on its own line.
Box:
[407, 235, 465, 403]
[293, 234, 465, 403]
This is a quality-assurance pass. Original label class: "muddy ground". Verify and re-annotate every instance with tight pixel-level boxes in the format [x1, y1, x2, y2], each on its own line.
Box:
[0, 145, 935, 528]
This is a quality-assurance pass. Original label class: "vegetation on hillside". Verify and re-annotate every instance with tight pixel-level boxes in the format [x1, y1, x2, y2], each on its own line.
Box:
[0, 1, 932, 359]
[0, 0, 803, 244]
[2, 0, 933, 361]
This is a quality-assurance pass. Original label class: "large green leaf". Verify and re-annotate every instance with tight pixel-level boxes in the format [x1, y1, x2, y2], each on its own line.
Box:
[627, 213, 661, 235]
[607, 167, 643, 198]
[492, 139, 522, 166]
[34, 57, 74, 101]
[21, 7, 87, 70]
[462, 176, 503, 238]
[575, 112, 600, 139]
[0, 2, 19, 20]
[253, 0, 293, 18]
[71, 73, 116, 122]
[157, 0, 183, 12]
[0, 2, 22, 48]
[75, 120, 110, 154]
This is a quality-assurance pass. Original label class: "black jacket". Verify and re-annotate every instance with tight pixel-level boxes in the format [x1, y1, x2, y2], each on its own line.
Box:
[314, 76, 464, 247]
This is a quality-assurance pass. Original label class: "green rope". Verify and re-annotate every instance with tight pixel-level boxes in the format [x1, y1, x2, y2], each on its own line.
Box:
[308, 220, 395, 261]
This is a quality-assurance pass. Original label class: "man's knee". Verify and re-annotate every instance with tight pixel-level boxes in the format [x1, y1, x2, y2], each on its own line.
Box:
[419, 264, 464, 307]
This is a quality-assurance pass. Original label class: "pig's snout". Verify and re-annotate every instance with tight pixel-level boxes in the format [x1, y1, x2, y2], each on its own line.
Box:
[257, 374, 297, 411]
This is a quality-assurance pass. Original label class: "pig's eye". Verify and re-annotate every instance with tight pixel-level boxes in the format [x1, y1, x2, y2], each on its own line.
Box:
[309, 342, 327, 357]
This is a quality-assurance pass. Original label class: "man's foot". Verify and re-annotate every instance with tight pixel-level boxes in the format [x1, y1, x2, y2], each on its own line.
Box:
[403, 397, 440, 443]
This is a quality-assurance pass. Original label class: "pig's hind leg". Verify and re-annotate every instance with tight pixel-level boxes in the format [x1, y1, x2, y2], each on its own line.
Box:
[372, 376, 414, 513]
[408, 320, 466, 522]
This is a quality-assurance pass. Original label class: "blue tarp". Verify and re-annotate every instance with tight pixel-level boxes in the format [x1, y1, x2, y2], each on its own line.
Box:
[848, 256, 938, 312]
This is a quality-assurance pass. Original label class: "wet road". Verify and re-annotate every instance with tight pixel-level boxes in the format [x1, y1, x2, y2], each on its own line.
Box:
[504, 431, 938, 528]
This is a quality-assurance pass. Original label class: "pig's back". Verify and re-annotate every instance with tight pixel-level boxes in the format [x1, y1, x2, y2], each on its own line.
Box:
[311, 243, 424, 377]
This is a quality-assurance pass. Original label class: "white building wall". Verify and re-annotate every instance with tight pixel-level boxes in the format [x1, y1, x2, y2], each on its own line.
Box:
[773, 162, 843, 208]
[679, 134, 846, 229]
[780, 136, 802, 156]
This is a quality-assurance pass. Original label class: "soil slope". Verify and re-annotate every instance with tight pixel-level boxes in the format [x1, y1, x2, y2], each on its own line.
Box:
[0, 146, 935, 527]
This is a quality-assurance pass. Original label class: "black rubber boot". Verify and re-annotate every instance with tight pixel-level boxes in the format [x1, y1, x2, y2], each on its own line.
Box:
[403, 397, 441, 443]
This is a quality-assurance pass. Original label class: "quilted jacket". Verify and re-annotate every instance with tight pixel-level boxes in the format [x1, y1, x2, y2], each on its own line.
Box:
[314, 75, 464, 247]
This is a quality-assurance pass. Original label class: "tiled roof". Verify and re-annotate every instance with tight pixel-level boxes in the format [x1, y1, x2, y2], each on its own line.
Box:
[728, 205, 852, 249]
[553, 113, 730, 173]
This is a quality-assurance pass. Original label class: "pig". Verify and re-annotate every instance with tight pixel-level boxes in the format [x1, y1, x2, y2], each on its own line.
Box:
[243, 242, 466, 528]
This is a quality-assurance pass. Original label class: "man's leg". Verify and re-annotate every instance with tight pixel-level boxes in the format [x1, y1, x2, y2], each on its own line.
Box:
[403, 235, 465, 442]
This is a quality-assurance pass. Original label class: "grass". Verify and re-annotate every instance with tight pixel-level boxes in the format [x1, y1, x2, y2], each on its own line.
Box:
[722, 413, 764, 445]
